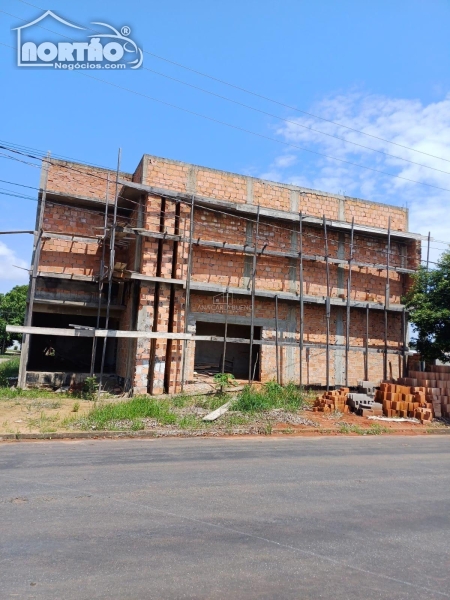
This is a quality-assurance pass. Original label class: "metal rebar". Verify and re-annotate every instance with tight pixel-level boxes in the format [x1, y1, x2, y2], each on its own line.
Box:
[180, 195, 195, 391]
[275, 294, 279, 384]
[98, 149, 121, 399]
[248, 205, 260, 384]
[298, 211, 304, 388]
[323, 215, 330, 391]
[90, 174, 110, 376]
[221, 290, 229, 374]
[383, 217, 391, 381]
[345, 217, 354, 387]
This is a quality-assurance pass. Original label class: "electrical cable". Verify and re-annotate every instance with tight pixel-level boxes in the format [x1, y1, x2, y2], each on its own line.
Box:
[0, 29, 450, 193]
[0, 144, 429, 267]
[8, 0, 450, 165]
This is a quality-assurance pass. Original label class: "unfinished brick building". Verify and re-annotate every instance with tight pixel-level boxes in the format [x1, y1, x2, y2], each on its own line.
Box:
[15, 153, 423, 393]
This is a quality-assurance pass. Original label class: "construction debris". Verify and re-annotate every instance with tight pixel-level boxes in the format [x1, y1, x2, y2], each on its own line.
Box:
[312, 388, 350, 414]
[202, 401, 231, 422]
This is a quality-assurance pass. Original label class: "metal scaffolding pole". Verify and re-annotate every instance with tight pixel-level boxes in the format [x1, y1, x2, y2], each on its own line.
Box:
[248, 205, 260, 384]
[402, 306, 407, 377]
[365, 303, 369, 381]
[18, 151, 50, 389]
[98, 149, 121, 398]
[345, 217, 355, 387]
[221, 290, 229, 374]
[90, 174, 110, 376]
[298, 211, 304, 388]
[323, 215, 331, 391]
[180, 196, 195, 391]
[383, 217, 391, 381]
[275, 294, 280, 384]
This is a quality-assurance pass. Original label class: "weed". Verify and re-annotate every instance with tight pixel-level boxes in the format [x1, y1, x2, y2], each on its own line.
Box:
[171, 394, 192, 408]
[72, 401, 80, 413]
[81, 376, 99, 401]
[130, 419, 144, 431]
[195, 394, 230, 411]
[76, 396, 177, 431]
[0, 358, 19, 387]
[222, 414, 249, 427]
[0, 387, 71, 401]
[365, 423, 390, 435]
[263, 421, 273, 435]
[232, 381, 307, 413]
[338, 423, 389, 435]
[26, 411, 59, 432]
[177, 414, 201, 429]
[213, 372, 237, 393]
[24, 399, 62, 411]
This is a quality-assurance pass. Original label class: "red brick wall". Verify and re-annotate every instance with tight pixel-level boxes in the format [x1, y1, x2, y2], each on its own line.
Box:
[47, 160, 132, 202]
[40, 202, 104, 276]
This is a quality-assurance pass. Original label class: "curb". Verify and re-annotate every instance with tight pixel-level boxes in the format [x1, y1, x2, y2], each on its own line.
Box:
[1, 427, 450, 442]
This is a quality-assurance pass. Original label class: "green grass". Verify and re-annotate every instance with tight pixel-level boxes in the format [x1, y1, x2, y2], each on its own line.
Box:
[76, 396, 177, 431]
[232, 382, 308, 413]
[177, 414, 202, 429]
[338, 423, 390, 435]
[0, 358, 20, 387]
[0, 387, 72, 400]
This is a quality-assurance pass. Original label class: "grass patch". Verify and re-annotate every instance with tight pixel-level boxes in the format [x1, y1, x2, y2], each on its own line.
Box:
[0, 358, 20, 387]
[232, 382, 308, 413]
[0, 387, 72, 400]
[177, 414, 202, 429]
[338, 423, 390, 435]
[75, 396, 177, 431]
[26, 411, 60, 433]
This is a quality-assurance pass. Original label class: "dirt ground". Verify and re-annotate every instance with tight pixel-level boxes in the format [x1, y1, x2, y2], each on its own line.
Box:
[0, 391, 448, 437]
[0, 395, 95, 435]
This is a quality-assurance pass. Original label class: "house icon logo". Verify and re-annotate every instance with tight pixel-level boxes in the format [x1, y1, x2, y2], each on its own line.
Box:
[13, 10, 143, 69]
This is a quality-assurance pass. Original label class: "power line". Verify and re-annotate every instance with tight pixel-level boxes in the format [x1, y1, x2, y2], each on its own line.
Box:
[142, 66, 450, 177]
[8, 0, 450, 166]
[1, 16, 450, 191]
[0, 139, 433, 255]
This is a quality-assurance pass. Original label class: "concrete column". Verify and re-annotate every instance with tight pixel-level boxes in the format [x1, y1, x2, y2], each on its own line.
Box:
[186, 166, 197, 194]
[246, 177, 254, 205]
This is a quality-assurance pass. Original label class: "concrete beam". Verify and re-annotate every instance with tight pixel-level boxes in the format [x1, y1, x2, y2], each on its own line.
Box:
[119, 179, 425, 242]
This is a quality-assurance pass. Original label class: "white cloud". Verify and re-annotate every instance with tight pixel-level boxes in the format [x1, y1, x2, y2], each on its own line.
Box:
[0, 241, 29, 283]
[266, 90, 450, 264]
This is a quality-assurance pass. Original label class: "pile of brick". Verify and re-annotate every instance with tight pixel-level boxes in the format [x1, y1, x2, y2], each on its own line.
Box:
[312, 388, 350, 413]
[398, 364, 450, 419]
[375, 383, 433, 423]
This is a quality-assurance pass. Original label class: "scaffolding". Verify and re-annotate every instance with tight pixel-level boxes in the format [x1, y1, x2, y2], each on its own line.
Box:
[9, 156, 423, 393]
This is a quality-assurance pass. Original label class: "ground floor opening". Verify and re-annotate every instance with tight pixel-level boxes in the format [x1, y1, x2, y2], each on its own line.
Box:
[28, 312, 118, 373]
[194, 321, 261, 380]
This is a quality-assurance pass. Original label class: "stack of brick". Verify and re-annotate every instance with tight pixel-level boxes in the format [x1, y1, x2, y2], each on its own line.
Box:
[312, 388, 350, 413]
[375, 383, 433, 423]
[397, 364, 450, 419]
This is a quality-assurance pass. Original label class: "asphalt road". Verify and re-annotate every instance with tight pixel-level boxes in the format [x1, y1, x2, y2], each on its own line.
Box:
[1, 436, 449, 600]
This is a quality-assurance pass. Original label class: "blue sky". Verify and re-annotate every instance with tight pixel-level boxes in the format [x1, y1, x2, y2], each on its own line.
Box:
[1, 0, 450, 292]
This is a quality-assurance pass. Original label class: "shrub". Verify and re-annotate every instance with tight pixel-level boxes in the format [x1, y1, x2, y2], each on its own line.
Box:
[0, 357, 20, 387]
[232, 381, 306, 413]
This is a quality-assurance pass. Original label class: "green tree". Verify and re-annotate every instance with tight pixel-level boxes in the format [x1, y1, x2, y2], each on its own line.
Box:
[0, 285, 28, 354]
[405, 251, 450, 363]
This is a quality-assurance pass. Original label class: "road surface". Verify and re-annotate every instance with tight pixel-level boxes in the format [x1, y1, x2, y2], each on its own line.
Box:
[1, 436, 449, 599]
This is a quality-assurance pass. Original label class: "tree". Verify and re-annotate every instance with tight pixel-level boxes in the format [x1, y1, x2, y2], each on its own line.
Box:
[405, 251, 450, 363]
[0, 285, 28, 354]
